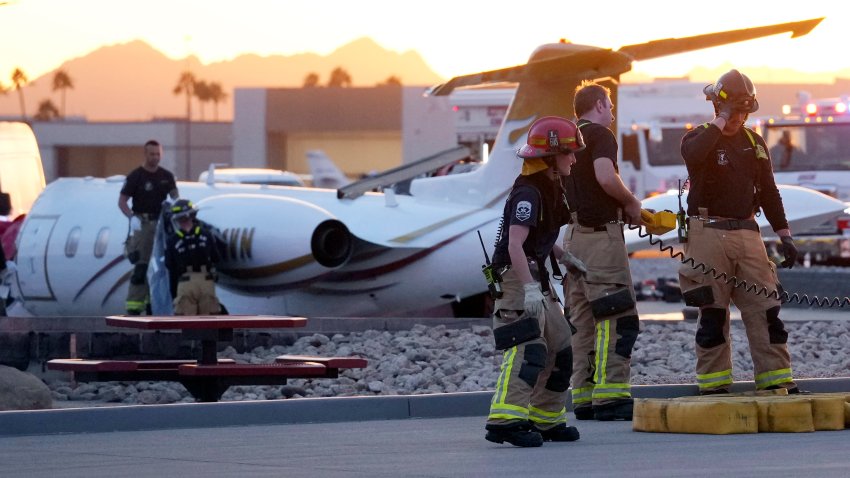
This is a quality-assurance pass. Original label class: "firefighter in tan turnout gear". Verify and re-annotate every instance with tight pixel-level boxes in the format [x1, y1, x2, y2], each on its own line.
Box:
[679, 69, 801, 395]
[563, 81, 642, 421]
[118, 140, 179, 315]
[164, 199, 222, 315]
[485, 116, 583, 447]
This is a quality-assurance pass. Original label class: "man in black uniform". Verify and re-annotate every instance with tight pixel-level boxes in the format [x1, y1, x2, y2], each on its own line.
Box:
[164, 199, 221, 315]
[118, 140, 179, 315]
[680, 69, 800, 394]
[563, 81, 642, 421]
[485, 116, 583, 448]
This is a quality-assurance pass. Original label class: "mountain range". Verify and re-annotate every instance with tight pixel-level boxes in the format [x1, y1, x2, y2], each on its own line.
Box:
[0, 37, 443, 121]
[2, 37, 849, 122]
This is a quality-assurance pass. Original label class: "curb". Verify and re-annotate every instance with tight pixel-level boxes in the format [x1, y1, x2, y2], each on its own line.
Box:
[1, 377, 848, 437]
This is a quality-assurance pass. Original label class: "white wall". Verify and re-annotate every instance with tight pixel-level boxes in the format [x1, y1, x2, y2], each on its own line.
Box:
[401, 86, 457, 164]
[31, 122, 180, 182]
[232, 89, 267, 169]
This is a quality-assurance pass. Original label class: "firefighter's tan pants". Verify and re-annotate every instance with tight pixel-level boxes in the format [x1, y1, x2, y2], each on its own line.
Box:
[124, 217, 157, 314]
[678, 219, 794, 392]
[565, 223, 638, 408]
[173, 272, 219, 315]
[487, 267, 573, 429]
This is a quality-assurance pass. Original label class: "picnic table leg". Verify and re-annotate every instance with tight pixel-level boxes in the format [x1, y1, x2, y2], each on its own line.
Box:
[200, 340, 217, 365]
[181, 378, 228, 403]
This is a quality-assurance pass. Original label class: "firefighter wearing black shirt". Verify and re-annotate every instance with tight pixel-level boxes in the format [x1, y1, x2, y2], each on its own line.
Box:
[563, 81, 642, 422]
[118, 140, 179, 315]
[164, 199, 221, 315]
[484, 116, 583, 448]
[680, 69, 800, 395]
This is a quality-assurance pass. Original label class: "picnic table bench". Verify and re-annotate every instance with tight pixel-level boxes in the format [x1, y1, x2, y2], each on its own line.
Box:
[46, 315, 369, 402]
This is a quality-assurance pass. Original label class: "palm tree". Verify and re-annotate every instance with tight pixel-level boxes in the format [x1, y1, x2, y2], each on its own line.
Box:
[34, 99, 60, 121]
[327, 67, 352, 87]
[378, 75, 402, 86]
[208, 82, 227, 121]
[193, 79, 211, 120]
[52, 69, 74, 119]
[11, 68, 29, 120]
[173, 71, 196, 121]
[303, 72, 320, 88]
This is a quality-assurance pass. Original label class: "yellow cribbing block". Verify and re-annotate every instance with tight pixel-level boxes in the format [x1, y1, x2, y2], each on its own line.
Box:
[686, 388, 788, 399]
[844, 402, 850, 427]
[810, 396, 846, 431]
[755, 399, 814, 433]
[634, 399, 758, 434]
[640, 393, 846, 434]
[640, 209, 677, 235]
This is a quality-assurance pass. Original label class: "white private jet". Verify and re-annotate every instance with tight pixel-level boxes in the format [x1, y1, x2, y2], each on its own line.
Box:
[12, 17, 843, 318]
[198, 166, 307, 188]
[306, 150, 353, 189]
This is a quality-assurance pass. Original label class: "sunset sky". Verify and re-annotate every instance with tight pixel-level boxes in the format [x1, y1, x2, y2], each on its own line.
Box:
[0, 0, 844, 83]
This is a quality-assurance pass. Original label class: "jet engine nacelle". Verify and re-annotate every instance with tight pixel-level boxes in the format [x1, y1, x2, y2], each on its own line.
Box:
[195, 194, 346, 290]
[310, 219, 354, 268]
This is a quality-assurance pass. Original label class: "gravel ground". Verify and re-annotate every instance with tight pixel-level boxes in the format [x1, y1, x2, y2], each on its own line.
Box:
[48, 319, 850, 408]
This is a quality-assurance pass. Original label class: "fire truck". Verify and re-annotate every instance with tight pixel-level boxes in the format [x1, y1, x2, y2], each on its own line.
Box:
[752, 95, 850, 265]
[618, 98, 850, 266]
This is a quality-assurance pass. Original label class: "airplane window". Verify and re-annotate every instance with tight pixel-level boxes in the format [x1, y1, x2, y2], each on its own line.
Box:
[65, 227, 81, 258]
[94, 227, 110, 258]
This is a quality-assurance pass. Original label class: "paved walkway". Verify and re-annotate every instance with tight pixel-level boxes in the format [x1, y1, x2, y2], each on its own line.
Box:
[2, 401, 849, 477]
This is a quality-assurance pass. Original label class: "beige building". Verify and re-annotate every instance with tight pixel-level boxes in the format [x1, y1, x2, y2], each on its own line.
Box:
[28, 85, 457, 183]
[233, 86, 456, 178]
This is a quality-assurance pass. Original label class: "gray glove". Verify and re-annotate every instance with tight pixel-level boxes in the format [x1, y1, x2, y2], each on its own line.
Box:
[523, 283, 545, 318]
[129, 216, 142, 232]
[716, 101, 735, 121]
[559, 250, 587, 275]
[779, 236, 798, 269]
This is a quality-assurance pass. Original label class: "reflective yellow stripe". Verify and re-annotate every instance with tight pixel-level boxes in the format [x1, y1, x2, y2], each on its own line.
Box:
[491, 348, 517, 405]
[571, 386, 594, 405]
[742, 128, 756, 147]
[696, 369, 733, 390]
[126, 300, 145, 310]
[594, 320, 611, 385]
[592, 383, 631, 400]
[488, 403, 529, 421]
[529, 405, 567, 425]
[529, 405, 566, 418]
[755, 368, 793, 389]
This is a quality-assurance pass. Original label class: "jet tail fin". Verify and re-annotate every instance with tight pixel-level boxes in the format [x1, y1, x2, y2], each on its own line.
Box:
[306, 150, 352, 189]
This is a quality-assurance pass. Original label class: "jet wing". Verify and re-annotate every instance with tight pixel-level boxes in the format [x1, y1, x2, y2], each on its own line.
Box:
[624, 184, 847, 253]
[429, 18, 824, 97]
[617, 18, 823, 61]
[428, 48, 631, 96]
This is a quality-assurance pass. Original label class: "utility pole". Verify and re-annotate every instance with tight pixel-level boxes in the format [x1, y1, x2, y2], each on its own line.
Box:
[185, 36, 192, 180]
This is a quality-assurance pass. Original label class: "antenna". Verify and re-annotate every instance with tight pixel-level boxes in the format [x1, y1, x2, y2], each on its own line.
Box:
[477, 230, 491, 264]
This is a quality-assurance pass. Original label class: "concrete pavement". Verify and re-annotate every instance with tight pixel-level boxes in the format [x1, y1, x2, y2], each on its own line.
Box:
[2, 382, 850, 478]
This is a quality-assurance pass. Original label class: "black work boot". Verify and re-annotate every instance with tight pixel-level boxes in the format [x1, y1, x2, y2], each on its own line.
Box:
[573, 405, 595, 420]
[533, 423, 580, 442]
[485, 421, 543, 447]
[594, 399, 633, 421]
[699, 388, 730, 396]
[766, 385, 810, 395]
